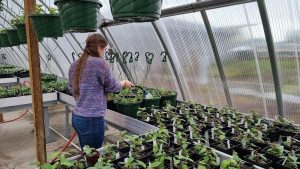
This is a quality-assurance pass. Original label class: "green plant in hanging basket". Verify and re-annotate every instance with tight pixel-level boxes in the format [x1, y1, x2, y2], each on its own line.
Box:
[54, 0, 102, 32]
[110, 0, 162, 22]
[30, 5, 63, 39]
[0, 30, 10, 47]
[11, 15, 27, 44]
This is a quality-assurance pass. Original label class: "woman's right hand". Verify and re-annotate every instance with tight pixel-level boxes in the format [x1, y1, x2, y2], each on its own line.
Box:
[121, 80, 134, 88]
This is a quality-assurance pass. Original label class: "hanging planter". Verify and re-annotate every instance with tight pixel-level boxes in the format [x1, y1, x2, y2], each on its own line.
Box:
[30, 5, 63, 39]
[110, 0, 162, 22]
[15, 24, 27, 44]
[6, 29, 21, 46]
[159, 89, 178, 108]
[0, 32, 11, 47]
[54, 0, 102, 32]
[11, 15, 26, 44]
[15, 23, 43, 43]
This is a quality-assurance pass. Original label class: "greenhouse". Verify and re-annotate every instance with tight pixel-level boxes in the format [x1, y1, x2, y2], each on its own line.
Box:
[1, 0, 300, 168]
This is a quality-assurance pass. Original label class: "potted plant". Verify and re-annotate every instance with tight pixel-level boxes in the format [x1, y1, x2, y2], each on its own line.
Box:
[38, 152, 78, 169]
[30, 5, 63, 39]
[196, 147, 220, 169]
[221, 152, 254, 169]
[278, 153, 300, 169]
[114, 93, 142, 118]
[54, 0, 102, 32]
[117, 131, 130, 154]
[88, 157, 116, 169]
[0, 29, 11, 47]
[118, 156, 146, 169]
[82, 145, 100, 167]
[110, 0, 162, 22]
[141, 88, 161, 113]
[159, 89, 177, 108]
[245, 150, 271, 168]
[262, 143, 285, 163]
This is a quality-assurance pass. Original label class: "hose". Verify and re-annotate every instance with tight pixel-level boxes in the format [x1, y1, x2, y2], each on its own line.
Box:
[0, 109, 29, 124]
[49, 132, 77, 164]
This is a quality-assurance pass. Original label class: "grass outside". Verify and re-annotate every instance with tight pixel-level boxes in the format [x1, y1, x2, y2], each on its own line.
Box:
[209, 58, 300, 95]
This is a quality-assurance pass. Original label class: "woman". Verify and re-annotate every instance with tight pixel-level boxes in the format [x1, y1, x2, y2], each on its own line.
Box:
[68, 34, 133, 149]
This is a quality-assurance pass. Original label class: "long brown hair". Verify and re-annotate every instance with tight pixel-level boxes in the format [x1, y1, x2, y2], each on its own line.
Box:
[73, 34, 108, 98]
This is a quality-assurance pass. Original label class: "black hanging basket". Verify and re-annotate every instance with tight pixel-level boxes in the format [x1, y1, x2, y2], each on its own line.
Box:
[110, 0, 162, 22]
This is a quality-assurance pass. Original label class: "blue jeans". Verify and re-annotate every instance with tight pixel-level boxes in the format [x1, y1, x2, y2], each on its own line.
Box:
[72, 113, 105, 150]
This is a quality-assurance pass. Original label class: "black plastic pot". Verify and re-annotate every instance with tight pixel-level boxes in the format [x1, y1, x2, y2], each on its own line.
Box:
[107, 99, 117, 111]
[115, 100, 142, 118]
[141, 97, 161, 112]
[261, 146, 287, 169]
[268, 129, 281, 142]
[276, 159, 300, 169]
[6, 29, 21, 46]
[244, 155, 272, 168]
[211, 140, 239, 155]
[160, 93, 178, 108]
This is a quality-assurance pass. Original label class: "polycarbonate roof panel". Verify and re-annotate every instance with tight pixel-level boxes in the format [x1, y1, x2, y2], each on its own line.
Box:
[265, 0, 300, 123]
[107, 22, 182, 99]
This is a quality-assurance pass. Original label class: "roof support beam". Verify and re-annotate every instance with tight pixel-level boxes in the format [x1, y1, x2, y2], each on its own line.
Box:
[257, 0, 284, 117]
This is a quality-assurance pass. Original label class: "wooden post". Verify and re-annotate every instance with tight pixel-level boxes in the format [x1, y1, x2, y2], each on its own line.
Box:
[24, 0, 47, 164]
[0, 113, 3, 122]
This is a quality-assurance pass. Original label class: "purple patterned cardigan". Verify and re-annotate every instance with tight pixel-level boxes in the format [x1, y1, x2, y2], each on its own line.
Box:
[68, 56, 122, 117]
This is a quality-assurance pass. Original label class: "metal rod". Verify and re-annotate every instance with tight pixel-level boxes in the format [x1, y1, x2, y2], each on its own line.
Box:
[151, 22, 188, 101]
[101, 0, 256, 28]
[201, 11, 232, 106]
[257, 0, 284, 117]
[100, 27, 134, 82]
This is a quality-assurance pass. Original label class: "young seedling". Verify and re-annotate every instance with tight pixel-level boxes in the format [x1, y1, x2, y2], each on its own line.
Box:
[266, 144, 284, 157]
[197, 147, 219, 169]
[221, 152, 243, 169]
[120, 156, 146, 169]
[247, 151, 268, 166]
[88, 157, 115, 169]
[281, 153, 300, 169]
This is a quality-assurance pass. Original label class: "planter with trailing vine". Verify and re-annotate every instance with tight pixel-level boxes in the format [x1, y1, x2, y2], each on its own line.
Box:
[110, 0, 162, 22]
[0, 32, 11, 47]
[6, 29, 21, 46]
[54, 0, 102, 32]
